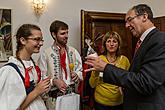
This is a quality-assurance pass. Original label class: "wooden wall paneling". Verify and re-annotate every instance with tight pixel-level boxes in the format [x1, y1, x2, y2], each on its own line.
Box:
[154, 16, 165, 32]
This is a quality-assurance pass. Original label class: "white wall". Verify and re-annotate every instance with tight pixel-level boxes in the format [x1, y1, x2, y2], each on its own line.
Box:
[0, 0, 165, 64]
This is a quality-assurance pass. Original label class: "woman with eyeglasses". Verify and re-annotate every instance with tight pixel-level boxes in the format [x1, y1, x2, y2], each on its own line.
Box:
[89, 31, 130, 110]
[0, 24, 50, 110]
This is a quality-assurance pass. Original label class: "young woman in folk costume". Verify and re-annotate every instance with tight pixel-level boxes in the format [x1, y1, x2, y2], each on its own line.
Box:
[0, 24, 50, 110]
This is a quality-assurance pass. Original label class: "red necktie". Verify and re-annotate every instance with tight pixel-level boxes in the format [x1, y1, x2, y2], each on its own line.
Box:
[134, 39, 142, 55]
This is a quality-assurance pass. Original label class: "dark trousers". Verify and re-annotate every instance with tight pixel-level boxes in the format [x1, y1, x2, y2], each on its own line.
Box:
[95, 102, 123, 110]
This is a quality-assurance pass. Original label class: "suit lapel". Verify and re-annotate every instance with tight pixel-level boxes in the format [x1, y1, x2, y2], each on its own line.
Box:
[130, 28, 159, 71]
[133, 28, 158, 59]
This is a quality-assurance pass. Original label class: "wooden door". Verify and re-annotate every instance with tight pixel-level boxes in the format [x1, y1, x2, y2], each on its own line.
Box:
[154, 16, 165, 32]
[81, 10, 133, 62]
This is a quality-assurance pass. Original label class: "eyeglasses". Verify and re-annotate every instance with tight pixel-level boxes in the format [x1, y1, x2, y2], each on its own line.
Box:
[125, 14, 142, 23]
[27, 37, 44, 42]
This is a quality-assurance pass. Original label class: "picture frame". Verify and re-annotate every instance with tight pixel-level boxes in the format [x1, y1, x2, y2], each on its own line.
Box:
[0, 8, 12, 62]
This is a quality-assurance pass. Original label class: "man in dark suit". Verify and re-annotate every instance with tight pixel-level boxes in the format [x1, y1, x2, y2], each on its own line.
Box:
[85, 4, 165, 110]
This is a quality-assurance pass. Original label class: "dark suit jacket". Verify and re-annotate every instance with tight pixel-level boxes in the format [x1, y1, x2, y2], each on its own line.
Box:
[103, 28, 165, 110]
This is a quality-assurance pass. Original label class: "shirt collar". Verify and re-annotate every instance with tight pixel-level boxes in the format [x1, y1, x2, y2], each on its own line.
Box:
[140, 26, 156, 42]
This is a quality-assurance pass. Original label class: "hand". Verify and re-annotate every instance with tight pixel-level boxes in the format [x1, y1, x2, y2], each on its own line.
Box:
[34, 77, 51, 96]
[53, 79, 67, 93]
[71, 71, 80, 83]
[85, 56, 107, 72]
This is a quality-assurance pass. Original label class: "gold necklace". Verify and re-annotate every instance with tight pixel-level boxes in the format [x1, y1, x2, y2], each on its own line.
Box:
[106, 56, 117, 64]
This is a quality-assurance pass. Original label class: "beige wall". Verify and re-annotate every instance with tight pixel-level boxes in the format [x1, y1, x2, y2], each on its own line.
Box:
[0, 0, 164, 65]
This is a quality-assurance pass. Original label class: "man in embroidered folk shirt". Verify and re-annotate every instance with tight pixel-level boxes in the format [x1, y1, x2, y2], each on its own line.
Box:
[38, 20, 83, 110]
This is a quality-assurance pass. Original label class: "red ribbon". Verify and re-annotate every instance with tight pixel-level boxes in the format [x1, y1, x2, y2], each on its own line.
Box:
[60, 51, 67, 80]
[35, 66, 41, 82]
[24, 66, 41, 88]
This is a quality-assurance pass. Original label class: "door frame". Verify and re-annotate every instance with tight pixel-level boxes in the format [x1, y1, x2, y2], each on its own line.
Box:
[81, 10, 134, 61]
